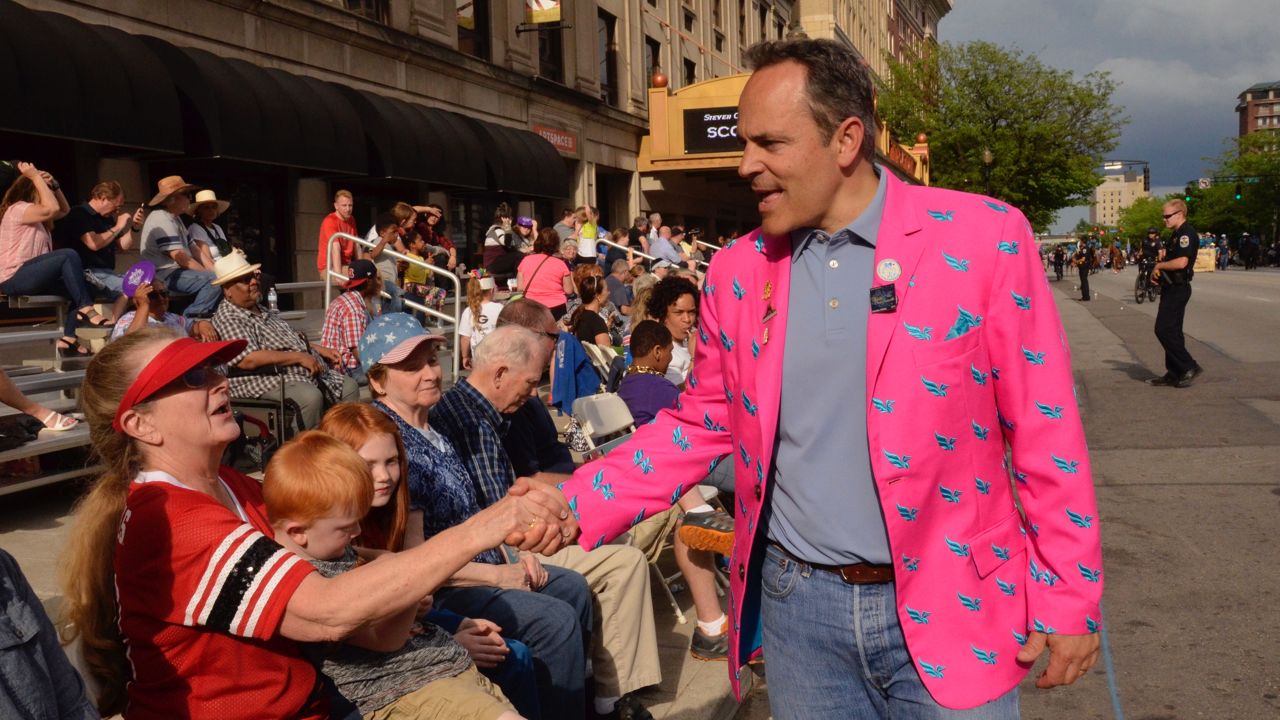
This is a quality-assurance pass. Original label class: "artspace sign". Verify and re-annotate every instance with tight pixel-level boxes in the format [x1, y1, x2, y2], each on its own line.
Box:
[683, 107, 739, 155]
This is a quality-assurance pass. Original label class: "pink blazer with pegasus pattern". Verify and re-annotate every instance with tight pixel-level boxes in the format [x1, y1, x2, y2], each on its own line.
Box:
[561, 174, 1103, 710]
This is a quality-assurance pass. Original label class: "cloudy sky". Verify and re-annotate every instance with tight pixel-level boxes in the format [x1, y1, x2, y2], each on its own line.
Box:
[939, 0, 1280, 233]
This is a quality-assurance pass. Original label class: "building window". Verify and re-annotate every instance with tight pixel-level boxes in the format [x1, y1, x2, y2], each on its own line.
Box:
[713, 0, 723, 28]
[714, 30, 725, 53]
[775, 17, 784, 38]
[539, 27, 564, 83]
[738, 0, 747, 42]
[458, 0, 490, 61]
[758, 4, 768, 42]
[648, 0, 657, 6]
[598, 10, 619, 107]
[684, 58, 697, 86]
[645, 35, 662, 77]
[684, 9, 696, 33]
[345, 0, 389, 23]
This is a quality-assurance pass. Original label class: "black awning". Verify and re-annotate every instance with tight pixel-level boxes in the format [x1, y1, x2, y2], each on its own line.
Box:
[462, 117, 570, 199]
[0, 4, 182, 153]
[335, 87, 486, 189]
[136, 37, 365, 175]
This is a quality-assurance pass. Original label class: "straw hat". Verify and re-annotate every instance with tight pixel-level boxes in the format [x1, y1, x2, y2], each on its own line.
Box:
[147, 175, 200, 207]
[210, 251, 262, 286]
[190, 189, 230, 217]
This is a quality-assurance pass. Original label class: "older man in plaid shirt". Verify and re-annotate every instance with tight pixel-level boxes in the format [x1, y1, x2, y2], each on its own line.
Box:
[320, 259, 381, 381]
[210, 253, 359, 429]
[431, 325, 661, 720]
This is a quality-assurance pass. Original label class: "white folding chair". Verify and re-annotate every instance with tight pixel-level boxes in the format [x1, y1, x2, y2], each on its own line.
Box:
[572, 392, 635, 451]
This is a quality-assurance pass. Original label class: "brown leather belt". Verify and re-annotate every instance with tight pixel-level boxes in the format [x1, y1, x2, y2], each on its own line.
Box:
[770, 542, 894, 585]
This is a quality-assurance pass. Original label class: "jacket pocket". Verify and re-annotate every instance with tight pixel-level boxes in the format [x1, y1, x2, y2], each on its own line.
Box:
[965, 509, 1027, 579]
[911, 328, 982, 368]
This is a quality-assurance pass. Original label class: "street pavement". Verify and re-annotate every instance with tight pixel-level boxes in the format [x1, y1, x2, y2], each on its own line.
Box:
[3, 266, 1278, 719]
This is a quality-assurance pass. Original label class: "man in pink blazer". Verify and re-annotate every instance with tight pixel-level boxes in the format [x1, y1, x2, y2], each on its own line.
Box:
[560, 38, 1103, 718]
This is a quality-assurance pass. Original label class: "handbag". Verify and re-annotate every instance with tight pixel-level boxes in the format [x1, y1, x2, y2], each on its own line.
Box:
[506, 254, 553, 305]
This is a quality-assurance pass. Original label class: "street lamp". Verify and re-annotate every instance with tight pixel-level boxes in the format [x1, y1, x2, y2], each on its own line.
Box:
[981, 147, 994, 197]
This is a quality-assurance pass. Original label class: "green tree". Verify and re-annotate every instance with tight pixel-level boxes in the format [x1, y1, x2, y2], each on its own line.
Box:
[1116, 195, 1170, 245]
[1198, 131, 1280, 242]
[878, 42, 1126, 232]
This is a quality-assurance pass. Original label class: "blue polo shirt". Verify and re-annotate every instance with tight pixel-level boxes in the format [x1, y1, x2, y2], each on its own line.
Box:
[766, 167, 891, 566]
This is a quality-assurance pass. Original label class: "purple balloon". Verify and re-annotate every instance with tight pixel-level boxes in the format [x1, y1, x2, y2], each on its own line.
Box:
[121, 261, 156, 298]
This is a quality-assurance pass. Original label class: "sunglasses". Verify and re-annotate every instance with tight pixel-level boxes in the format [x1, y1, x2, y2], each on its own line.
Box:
[1162, 211, 1181, 219]
[172, 362, 228, 391]
[228, 271, 262, 285]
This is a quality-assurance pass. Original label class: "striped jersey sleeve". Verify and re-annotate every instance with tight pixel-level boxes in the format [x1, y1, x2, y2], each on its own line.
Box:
[118, 480, 314, 642]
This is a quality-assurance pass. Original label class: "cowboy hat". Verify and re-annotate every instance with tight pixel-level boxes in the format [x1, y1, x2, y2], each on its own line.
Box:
[148, 175, 200, 207]
[210, 251, 262, 286]
[190, 189, 230, 216]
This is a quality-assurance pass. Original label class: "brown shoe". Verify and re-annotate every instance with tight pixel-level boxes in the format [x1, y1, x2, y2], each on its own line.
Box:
[678, 510, 734, 556]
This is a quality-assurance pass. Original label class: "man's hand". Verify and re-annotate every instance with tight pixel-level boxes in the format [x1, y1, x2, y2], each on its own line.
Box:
[294, 352, 324, 376]
[312, 344, 341, 366]
[131, 205, 146, 228]
[517, 552, 549, 590]
[1016, 631, 1101, 688]
[453, 618, 509, 668]
[192, 320, 218, 343]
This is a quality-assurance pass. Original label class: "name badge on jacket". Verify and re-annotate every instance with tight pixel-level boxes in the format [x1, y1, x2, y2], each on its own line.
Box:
[870, 284, 898, 313]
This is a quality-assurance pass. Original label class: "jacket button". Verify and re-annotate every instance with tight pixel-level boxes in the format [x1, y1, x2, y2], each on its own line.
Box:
[738, 563, 745, 580]
[754, 485, 762, 500]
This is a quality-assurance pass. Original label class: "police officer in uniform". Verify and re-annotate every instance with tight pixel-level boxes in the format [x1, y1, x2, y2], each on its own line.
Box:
[1072, 239, 1093, 301]
[1051, 244, 1066, 281]
[1147, 199, 1204, 387]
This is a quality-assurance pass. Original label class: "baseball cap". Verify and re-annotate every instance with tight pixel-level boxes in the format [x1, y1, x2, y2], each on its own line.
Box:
[345, 259, 378, 290]
[652, 260, 674, 270]
[358, 313, 445, 374]
[669, 225, 686, 237]
[515, 216, 534, 228]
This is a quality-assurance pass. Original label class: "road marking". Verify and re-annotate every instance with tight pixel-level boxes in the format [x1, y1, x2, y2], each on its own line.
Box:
[1102, 601, 1126, 720]
[1244, 296, 1273, 303]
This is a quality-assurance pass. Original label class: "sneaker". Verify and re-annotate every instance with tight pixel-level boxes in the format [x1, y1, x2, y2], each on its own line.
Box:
[690, 623, 729, 661]
[1174, 366, 1204, 388]
[678, 510, 735, 556]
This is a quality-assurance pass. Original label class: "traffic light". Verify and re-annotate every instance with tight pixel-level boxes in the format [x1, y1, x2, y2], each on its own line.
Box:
[1234, 183, 1242, 201]
[1184, 183, 1194, 202]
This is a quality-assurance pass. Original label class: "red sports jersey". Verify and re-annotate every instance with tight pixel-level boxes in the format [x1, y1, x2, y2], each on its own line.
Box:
[115, 468, 324, 719]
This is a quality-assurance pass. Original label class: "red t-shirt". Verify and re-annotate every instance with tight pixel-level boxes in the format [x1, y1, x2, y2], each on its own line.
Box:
[318, 212, 358, 275]
[115, 468, 324, 719]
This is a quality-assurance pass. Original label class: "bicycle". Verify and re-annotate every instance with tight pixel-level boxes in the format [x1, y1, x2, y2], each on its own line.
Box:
[1134, 262, 1159, 304]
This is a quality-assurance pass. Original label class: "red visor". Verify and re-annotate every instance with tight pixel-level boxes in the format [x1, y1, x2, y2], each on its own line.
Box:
[112, 337, 248, 431]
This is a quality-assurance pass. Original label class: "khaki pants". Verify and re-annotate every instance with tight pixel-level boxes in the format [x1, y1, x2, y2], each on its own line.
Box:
[365, 666, 513, 720]
[544, 543, 662, 697]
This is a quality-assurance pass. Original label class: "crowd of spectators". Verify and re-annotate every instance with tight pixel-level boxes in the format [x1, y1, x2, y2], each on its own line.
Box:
[1, 170, 750, 718]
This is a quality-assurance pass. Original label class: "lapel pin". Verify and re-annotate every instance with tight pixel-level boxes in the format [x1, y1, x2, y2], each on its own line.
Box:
[876, 259, 902, 283]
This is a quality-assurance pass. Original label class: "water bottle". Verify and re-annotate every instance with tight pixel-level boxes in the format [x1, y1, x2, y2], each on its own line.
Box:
[267, 286, 279, 316]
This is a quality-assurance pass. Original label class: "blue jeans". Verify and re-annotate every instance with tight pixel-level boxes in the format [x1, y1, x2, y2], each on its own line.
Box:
[83, 267, 124, 300]
[434, 565, 590, 720]
[759, 542, 1019, 720]
[0, 248, 95, 337]
[162, 267, 222, 318]
[0, 549, 98, 719]
[427, 608, 540, 720]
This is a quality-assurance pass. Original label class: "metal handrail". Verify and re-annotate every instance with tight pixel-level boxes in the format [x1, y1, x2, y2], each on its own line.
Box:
[694, 239, 720, 253]
[324, 232, 463, 380]
[596, 237, 709, 270]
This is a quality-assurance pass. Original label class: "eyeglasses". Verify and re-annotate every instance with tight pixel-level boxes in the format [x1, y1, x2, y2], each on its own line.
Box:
[228, 271, 262, 286]
[172, 362, 228, 391]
